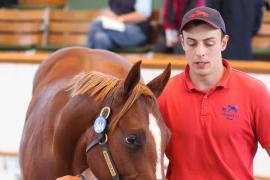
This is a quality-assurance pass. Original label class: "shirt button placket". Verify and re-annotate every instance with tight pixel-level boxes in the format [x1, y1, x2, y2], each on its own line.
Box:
[201, 95, 209, 124]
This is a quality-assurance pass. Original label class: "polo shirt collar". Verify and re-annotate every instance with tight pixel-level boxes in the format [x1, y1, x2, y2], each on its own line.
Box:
[184, 59, 231, 91]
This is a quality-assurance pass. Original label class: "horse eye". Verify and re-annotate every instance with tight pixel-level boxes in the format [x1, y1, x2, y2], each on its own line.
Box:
[125, 134, 140, 147]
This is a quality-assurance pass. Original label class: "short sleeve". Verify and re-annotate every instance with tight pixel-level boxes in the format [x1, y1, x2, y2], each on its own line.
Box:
[135, 0, 152, 17]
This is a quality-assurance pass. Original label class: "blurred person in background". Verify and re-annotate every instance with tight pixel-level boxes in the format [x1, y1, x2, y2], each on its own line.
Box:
[206, 0, 264, 60]
[264, 0, 270, 9]
[155, 0, 205, 54]
[0, 0, 18, 7]
[86, 0, 152, 50]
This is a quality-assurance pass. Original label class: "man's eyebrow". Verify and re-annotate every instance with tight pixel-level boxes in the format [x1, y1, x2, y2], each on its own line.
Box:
[186, 37, 216, 41]
[186, 37, 195, 40]
[204, 37, 216, 41]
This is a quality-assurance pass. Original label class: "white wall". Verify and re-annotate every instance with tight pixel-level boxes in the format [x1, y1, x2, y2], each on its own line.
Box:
[0, 63, 269, 178]
[0, 63, 38, 152]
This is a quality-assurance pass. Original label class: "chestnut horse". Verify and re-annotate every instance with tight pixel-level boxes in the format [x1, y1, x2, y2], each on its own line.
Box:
[19, 47, 171, 180]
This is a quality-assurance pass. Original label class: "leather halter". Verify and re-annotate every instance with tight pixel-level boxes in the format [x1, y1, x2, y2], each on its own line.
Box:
[85, 94, 120, 180]
[82, 93, 167, 180]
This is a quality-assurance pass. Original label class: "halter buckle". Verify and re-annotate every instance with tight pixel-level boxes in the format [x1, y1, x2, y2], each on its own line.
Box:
[100, 106, 110, 119]
[99, 134, 108, 145]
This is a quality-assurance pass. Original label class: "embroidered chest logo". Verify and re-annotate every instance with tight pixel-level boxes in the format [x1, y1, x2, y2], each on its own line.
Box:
[190, 10, 209, 18]
[221, 105, 240, 120]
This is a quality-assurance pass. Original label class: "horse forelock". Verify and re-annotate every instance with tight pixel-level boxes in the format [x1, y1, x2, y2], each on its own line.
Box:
[67, 71, 120, 99]
[67, 71, 155, 132]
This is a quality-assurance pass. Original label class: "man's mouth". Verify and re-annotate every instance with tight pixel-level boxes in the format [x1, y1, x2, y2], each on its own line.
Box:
[192, 61, 210, 69]
[194, 61, 209, 65]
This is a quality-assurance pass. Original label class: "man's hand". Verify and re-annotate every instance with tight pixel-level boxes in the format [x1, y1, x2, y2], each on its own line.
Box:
[56, 175, 82, 180]
[165, 29, 178, 47]
[56, 169, 97, 180]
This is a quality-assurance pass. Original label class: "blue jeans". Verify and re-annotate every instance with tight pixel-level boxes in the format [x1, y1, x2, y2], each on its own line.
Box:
[86, 19, 147, 50]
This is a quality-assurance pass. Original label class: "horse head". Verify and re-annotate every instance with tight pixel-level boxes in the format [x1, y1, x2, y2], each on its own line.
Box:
[67, 61, 171, 180]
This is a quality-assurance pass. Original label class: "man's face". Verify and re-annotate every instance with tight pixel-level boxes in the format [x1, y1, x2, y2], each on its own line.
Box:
[180, 23, 229, 77]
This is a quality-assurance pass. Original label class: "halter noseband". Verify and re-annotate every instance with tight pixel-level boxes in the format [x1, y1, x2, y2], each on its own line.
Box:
[85, 94, 120, 180]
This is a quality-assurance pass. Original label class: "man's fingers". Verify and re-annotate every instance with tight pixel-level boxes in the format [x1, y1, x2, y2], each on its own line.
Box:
[56, 175, 81, 180]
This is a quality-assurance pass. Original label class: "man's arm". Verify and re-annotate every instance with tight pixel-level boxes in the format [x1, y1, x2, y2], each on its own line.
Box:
[117, 0, 152, 23]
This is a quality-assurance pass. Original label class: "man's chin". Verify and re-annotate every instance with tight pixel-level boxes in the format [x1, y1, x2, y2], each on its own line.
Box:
[192, 69, 210, 77]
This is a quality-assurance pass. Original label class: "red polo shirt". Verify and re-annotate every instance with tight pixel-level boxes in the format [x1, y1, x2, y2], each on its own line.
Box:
[158, 60, 270, 180]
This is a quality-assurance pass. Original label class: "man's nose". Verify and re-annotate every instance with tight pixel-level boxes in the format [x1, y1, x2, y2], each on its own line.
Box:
[195, 44, 206, 57]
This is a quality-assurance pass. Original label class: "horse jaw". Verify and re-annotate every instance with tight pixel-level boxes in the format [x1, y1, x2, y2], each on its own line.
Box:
[149, 113, 164, 179]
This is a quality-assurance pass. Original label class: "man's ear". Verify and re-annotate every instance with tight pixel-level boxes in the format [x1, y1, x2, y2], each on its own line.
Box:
[221, 34, 229, 51]
[179, 34, 185, 50]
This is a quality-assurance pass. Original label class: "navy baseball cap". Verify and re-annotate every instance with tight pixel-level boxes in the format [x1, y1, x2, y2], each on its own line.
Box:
[180, 6, 226, 34]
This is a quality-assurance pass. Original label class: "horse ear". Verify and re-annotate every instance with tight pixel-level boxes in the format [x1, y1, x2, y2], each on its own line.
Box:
[147, 63, 171, 97]
[123, 61, 141, 99]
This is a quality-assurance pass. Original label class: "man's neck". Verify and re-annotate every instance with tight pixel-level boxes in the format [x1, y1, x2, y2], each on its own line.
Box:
[190, 65, 226, 92]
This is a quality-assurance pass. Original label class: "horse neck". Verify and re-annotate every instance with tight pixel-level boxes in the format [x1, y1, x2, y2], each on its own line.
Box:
[71, 129, 90, 174]
[70, 97, 109, 175]
[53, 95, 103, 172]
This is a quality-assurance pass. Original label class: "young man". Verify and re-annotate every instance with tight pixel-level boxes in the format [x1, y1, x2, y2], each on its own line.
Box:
[158, 6, 270, 180]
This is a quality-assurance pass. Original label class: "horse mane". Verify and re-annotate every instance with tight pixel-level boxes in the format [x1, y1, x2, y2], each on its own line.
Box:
[67, 71, 154, 132]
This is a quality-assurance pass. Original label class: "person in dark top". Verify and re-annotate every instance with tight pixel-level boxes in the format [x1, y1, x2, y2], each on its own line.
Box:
[155, 0, 205, 54]
[86, 0, 152, 50]
[206, 0, 264, 60]
[265, 0, 270, 10]
[0, 0, 18, 7]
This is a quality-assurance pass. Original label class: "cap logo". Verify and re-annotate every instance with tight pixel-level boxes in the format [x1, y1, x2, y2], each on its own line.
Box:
[190, 10, 209, 18]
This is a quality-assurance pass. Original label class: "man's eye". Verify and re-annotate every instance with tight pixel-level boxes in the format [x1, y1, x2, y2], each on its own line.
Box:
[187, 42, 196, 46]
[205, 41, 215, 46]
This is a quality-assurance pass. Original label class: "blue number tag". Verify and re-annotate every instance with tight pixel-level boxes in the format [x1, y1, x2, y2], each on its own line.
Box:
[93, 116, 107, 134]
